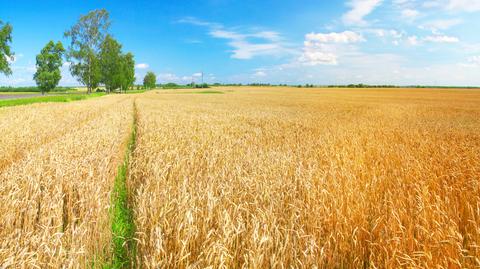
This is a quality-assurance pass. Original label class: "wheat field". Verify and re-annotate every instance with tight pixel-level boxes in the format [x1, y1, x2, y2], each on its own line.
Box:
[0, 87, 479, 268]
[0, 95, 133, 267]
[130, 87, 480, 268]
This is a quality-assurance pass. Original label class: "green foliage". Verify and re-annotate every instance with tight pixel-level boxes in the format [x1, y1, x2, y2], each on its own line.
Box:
[143, 72, 156, 89]
[33, 41, 65, 95]
[0, 93, 104, 108]
[99, 35, 123, 92]
[0, 20, 14, 76]
[161, 82, 180, 89]
[161, 83, 211, 89]
[187, 82, 210, 88]
[107, 103, 137, 268]
[64, 9, 110, 94]
[120, 52, 135, 92]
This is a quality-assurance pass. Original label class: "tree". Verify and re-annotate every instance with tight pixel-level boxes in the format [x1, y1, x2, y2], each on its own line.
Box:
[120, 52, 135, 92]
[0, 20, 14, 76]
[99, 35, 122, 93]
[64, 9, 110, 94]
[33, 41, 65, 95]
[143, 72, 156, 89]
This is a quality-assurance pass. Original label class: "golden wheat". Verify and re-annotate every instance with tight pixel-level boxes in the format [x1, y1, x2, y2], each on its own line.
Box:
[0, 95, 134, 268]
[0, 96, 125, 170]
[0, 87, 479, 268]
[130, 87, 480, 268]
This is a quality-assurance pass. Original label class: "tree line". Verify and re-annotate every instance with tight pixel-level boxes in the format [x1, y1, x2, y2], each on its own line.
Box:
[0, 9, 157, 95]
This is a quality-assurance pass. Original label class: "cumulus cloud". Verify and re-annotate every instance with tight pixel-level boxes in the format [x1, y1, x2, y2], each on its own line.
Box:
[305, 31, 365, 43]
[299, 48, 338, 66]
[342, 0, 383, 25]
[135, 63, 149, 69]
[424, 35, 459, 43]
[299, 31, 364, 66]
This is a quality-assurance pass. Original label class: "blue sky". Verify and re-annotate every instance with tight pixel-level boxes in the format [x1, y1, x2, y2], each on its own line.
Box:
[1, 0, 480, 86]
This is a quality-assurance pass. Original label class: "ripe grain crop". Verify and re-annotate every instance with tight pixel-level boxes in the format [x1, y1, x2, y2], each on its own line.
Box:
[130, 87, 480, 268]
[0, 94, 110, 170]
[0, 95, 134, 268]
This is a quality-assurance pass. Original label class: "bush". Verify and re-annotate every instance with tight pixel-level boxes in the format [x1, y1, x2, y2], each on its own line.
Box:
[162, 83, 180, 89]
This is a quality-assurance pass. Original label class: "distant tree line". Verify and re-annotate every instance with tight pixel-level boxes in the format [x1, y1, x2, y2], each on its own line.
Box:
[327, 84, 397, 88]
[161, 82, 209, 89]
[327, 84, 480, 89]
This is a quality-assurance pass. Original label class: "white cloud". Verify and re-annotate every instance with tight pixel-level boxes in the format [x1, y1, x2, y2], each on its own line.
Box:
[209, 29, 290, 59]
[342, 0, 383, 25]
[158, 73, 181, 83]
[298, 31, 364, 66]
[210, 30, 243, 40]
[421, 19, 463, 31]
[407, 35, 420, 45]
[447, 0, 480, 12]
[157, 72, 212, 84]
[253, 70, 267, 77]
[305, 31, 365, 43]
[367, 29, 404, 43]
[299, 48, 338, 66]
[181, 17, 293, 60]
[135, 63, 149, 69]
[401, 8, 420, 19]
[5, 53, 23, 64]
[464, 55, 480, 66]
[424, 35, 459, 43]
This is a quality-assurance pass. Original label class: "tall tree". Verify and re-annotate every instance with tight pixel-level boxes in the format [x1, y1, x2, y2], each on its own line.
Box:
[64, 9, 110, 94]
[143, 72, 156, 89]
[33, 41, 65, 95]
[120, 52, 135, 92]
[0, 20, 14, 76]
[99, 35, 122, 93]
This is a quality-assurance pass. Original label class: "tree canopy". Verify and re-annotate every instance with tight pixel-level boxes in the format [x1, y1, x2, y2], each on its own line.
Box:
[99, 35, 123, 92]
[120, 52, 135, 92]
[33, 41, 65, 95]
[64, 9, 110, 94]
[99, 35, 135, 93]
[143, 72, 156, 89]
[0, 20, 14, 76]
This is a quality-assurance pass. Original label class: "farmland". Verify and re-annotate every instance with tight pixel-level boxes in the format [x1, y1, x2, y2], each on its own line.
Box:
[0, 87, 479, 268]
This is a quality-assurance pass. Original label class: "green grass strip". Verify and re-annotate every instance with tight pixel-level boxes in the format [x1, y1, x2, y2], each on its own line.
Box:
[0, 93, 105, 108]
[106, 101, 138, 269]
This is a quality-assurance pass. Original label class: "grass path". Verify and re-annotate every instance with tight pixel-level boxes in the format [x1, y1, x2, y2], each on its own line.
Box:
[106, 99, 138, 268]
